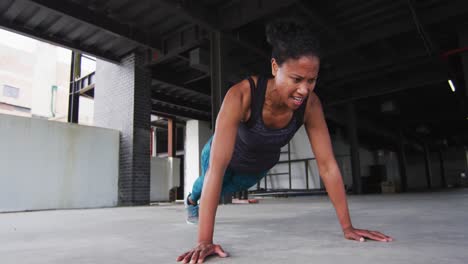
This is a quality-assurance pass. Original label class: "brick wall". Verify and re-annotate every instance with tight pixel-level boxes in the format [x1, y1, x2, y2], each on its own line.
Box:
[94, 52, 151, 205]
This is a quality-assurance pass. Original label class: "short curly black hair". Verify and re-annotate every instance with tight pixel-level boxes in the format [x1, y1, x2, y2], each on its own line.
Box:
[266, 18, 320, 66]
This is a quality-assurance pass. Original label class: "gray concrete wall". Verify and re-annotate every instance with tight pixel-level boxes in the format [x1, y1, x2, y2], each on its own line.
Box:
[0, 113, 119, 212]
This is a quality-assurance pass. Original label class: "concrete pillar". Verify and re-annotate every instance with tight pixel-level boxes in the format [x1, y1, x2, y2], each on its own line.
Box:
[346, 102, 362, 194]
[94, 52, 152, 205]
[210, 31, 234, 204]
[184, 120, 212, 200]
[423, 143, 433, 189]
[151, 127, 157, 157]
[438, 150, 447, 188]
[210, 31, 230, 128]
[459, 28, 468, 99]
[397, 133, 408, 192]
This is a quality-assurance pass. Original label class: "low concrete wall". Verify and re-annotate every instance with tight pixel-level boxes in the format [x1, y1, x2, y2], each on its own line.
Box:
[0, 114, 119, 212]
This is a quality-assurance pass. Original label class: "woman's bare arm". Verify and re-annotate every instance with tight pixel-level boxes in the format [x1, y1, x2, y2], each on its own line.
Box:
[177, 79, 252, 263]
[304, 93, 392, 242]
[197, 84, 247, 243]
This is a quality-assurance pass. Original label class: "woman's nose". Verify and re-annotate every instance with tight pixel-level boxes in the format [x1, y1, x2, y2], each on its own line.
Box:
[297, 84, 309, 95]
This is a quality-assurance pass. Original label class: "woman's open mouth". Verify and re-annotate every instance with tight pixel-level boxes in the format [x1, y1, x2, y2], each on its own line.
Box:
[291, 96, 304, 106]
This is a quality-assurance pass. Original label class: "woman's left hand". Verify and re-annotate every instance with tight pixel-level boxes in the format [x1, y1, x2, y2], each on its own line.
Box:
[343, 226, 393, 242]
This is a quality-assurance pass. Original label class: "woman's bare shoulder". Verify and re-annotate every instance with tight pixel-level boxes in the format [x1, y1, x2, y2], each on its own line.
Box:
[225, 76, 257, 121]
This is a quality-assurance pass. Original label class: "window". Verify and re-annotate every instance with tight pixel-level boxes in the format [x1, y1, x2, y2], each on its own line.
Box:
[3, 85, 20, 98]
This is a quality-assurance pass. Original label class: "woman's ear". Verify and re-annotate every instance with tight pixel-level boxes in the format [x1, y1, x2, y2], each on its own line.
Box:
[271, 58, 279, 77]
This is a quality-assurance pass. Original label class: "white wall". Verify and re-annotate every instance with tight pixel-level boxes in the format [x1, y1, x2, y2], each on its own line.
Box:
[260, 127, 320, 190]
[184, 120, 212, 199]
[260, 127, 398, 192]
[0, 113, 119, 212]
[182, 121, 466, 194]
[150, 157, 180, 202]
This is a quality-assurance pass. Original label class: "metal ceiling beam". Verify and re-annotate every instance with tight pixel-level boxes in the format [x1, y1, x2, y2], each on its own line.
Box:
[152, 104, 211, 121]
[325, 70, 446, 106]
[27, 0, 161, 49]
[155, 0, 269, 59]
[151, 99, 210, 116]
[152, 68, 212, 97]
[151, 79, 211, 102]
[296, 1, 367, 62]
[149, 25, 208, 65]
[0, 16, 120, 62]
[155, 0, 215, 32]
[324, 53, 438, 90]
[324, 0, 468, 58]
[2, 0, 24, 21]
[323, 51, 427, 82]
[218, 0, 297, 30]
[151, 90, 211, 112]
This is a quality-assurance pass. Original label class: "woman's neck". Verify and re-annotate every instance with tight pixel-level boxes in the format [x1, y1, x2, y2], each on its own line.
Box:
[264, 78, 290, 114]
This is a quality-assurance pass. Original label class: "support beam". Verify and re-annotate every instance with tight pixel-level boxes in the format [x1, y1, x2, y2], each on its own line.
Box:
[0, 16, 120, 63]
[151, 91, 211, 112]
[218, 0, 296, 30]
[397, 132, 408, 192]
[2, 0, 24, 21]
[438, 150, 447, 188]
[324, 53, 434, 90]
[168, 118, 176, 157]
[210, 31, 229, 128]
[68, 51, 79, 123]
[423, 143, 433, 189]
[151, 79, 211, 100]
[323, 0, 468, 58]
[459, 27, 468, 99]
[346, 102, 362, 194]
[296, 1, 366, 62]
[155, 0, 269, 59]
[151, 70, 212, 98]
[27, 0, 161, 49]
[152, 106, 211, 122]
[149, 25, 207, 66]
[325, 70, 445, 106]
[151, 99, 211, 117]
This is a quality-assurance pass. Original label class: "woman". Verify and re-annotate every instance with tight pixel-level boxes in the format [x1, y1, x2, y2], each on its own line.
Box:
[177, 19, 393, 264]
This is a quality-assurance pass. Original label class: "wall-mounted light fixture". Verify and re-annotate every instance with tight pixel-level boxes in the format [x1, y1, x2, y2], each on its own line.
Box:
[448, 79, 456, 92]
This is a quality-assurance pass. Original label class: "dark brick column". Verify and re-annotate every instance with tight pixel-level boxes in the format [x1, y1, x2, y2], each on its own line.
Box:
[94, 52, 151, 206]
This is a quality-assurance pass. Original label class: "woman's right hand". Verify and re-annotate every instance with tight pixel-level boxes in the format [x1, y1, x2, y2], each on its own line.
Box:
[176, 242, 229, 263]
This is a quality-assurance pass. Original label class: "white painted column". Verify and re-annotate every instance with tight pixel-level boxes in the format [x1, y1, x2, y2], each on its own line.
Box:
[151, 127, 157, 157]
[184, 120, 212, 199]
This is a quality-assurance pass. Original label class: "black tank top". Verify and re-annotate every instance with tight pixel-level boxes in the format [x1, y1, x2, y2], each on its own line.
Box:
[228, 75, 307, 173]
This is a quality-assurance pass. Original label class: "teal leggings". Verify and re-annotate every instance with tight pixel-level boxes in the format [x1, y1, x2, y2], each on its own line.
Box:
[190, 136, 267, 203]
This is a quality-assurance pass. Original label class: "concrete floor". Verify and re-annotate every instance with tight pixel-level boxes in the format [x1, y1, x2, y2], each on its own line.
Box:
[1, 189, 467, 264]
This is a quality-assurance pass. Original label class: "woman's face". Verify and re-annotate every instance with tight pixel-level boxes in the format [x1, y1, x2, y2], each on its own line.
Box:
[271, 55, 320, 110]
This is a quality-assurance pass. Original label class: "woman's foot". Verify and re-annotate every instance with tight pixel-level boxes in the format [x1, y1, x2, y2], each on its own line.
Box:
[185, 194, 199, 225]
